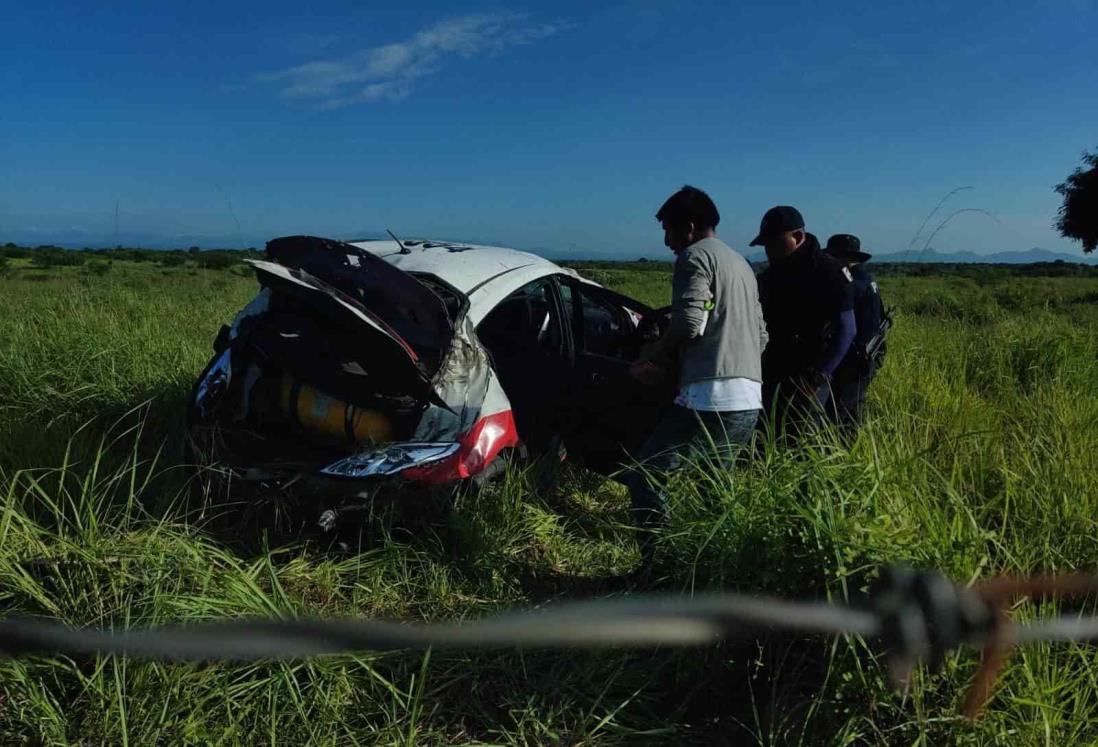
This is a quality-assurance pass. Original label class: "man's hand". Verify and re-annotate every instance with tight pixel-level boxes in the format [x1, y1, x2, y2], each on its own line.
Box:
[629, 360, 670, 387]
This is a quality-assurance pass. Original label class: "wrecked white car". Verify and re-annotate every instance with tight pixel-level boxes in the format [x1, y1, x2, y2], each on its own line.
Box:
[186, 235, 668, 528]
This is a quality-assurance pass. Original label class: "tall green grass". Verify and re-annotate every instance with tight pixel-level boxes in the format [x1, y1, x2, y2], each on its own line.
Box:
[0, 262, 1097, 743]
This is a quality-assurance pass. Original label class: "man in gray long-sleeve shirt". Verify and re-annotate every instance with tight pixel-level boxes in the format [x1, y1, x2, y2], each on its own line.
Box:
[627, 185, 768, 565]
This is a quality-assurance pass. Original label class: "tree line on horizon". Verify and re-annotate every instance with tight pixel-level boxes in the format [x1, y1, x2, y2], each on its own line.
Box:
[3, 242, 1098, 278]
[0, 242, 263, 271]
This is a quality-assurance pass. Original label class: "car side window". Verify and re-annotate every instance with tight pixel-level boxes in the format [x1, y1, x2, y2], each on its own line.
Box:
[476, 278, 562, 356]
[571, 283, 636, 359]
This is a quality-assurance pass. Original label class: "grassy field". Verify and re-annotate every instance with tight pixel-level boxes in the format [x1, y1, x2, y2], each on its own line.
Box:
[1, 256, 1097, 744]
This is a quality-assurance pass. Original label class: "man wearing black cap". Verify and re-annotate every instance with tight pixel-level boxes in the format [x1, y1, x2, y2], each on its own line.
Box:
[752, 206, 856, 435]
[824, 234, 885, 434]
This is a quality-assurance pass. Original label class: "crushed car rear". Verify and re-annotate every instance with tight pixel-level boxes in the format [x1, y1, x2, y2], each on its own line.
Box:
[186, 236, 520, 516]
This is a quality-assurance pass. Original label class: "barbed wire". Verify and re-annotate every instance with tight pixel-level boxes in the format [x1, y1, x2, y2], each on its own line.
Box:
[2, 566, 1097, 719]
[0, 595, 877, 658]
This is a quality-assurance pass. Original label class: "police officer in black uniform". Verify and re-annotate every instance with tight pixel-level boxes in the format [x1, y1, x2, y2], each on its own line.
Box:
[823, 233, 884, 435]
[752, 207, 856, 437]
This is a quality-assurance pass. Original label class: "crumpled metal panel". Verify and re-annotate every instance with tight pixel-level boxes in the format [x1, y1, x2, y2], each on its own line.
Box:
[412, 313, 500, 442]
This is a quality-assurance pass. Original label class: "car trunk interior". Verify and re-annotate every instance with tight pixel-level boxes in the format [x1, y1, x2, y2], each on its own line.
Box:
[194, 237, 462, 472]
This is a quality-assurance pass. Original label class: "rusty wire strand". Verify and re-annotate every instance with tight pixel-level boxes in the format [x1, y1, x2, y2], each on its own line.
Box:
[1, 568, 1097, 720]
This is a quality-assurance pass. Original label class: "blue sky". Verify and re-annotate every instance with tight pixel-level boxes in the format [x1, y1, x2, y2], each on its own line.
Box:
[2, 0, 1096, 257]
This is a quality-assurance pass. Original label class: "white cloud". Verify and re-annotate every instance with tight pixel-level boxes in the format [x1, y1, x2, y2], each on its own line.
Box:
[260, 14, 570, 108]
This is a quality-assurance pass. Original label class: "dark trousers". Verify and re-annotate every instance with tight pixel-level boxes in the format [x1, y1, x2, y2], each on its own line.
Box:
[826, 361, 877, 437]
[627, 406, 759, 559]
[761, 378, 831, 443]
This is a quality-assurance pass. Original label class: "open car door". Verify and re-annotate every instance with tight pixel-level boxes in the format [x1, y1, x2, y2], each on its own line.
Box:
[474, 276, 574, 455]
[555, 277, 671, 475]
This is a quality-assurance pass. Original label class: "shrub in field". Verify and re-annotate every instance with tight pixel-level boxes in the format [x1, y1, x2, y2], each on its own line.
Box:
[2, 242, 32, 259]
[30, 247, 86, 268]
[87, 260, 112, 276]
[195, 252, 238, 270]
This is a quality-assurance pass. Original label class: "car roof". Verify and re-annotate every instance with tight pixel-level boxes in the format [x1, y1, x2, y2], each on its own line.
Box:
[348, 238, 590, 322]
[348, 239, 563, 292]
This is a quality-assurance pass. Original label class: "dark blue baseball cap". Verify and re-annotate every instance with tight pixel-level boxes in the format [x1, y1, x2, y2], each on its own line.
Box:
[749, 206, 805, 247]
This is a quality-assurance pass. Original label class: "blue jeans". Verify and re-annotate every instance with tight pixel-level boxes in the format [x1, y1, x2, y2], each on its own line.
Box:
[627, 406, 759, 546]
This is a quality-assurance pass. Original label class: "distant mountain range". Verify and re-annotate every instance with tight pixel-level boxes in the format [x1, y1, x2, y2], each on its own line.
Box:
[7, 232, 1097, 265]
[871, 247, 1098, 265]
[739, 247, 1098, 265]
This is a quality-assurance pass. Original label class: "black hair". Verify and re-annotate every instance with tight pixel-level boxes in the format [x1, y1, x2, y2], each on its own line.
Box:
[655, 185, 720, 231]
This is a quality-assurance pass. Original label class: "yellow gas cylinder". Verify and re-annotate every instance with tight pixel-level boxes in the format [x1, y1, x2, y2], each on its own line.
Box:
[279, 375, 395, 445]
